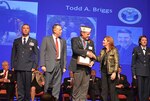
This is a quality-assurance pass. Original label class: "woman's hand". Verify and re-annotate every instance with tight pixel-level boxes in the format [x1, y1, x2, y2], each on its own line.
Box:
[111, 72, 116, 80]
[41, 66, 46, 72]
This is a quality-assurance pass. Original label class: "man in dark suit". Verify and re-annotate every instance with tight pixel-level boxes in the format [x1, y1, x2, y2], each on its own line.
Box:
[40, 23, 66, 100]
[132, 35, 150, 101]
[116, 66, 134, 101]
[61, 71, 74, 101]
[69, 26, 96, 101]
[131, 78, 138, 101]
[62, 71, 74, 95]
[88, 69, 101, 101]
[11, 24, 39, 101]
[0, 61, 15, 101]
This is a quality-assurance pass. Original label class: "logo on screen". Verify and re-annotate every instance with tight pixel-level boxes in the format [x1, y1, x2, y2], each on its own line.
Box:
[118, 7, 142, 24]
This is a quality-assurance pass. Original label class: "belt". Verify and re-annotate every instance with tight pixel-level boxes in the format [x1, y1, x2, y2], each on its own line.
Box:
[56, 59, 60, 62]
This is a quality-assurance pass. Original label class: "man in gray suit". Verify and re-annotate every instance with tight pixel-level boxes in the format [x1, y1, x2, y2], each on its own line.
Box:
[40, 23, 66, 100]
[69, 26, 96, 101]
[11, 24, 39, 101]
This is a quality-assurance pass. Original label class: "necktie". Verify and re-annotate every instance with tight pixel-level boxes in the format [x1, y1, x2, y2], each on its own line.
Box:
[23, 38, 26, 45]
[143, 48, 146, 55]
[83, 40, 86, 49]
[55, 38, 59, 58]
[3, 70, 7, 78]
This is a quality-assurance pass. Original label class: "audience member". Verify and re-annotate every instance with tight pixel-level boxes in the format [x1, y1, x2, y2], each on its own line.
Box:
[62, 71, 74, 95]
[88, 69, 101, 101]
[0, 61, 15, 101]
[116, 66, 134, 101]
[131, 78, 138, 101]
[40, 93, 55, 101]
[31, 69, 45, 101]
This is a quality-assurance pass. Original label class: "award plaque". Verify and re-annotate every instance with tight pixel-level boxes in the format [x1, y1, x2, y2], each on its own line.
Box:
[77, 56, 91, 66]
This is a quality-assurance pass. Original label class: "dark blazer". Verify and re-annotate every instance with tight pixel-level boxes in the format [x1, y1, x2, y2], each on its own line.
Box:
[11, 37, 39, 71]
[88, 77, 101, 96]
[0, 70, 15, 84]
[0, 69, 15, 99]
[116, 74, 130, 93]
[132, 46, 150, 76]
[69, 37, 95, 72]
[62, 77, 73, 95]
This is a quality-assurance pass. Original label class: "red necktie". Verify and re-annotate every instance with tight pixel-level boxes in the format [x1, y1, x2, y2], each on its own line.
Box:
[83, 40, 86, 48]
[55, 38, 59, 58]
[3, 70, 7, 78]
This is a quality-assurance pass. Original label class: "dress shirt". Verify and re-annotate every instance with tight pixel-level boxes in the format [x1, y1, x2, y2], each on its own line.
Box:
[52, 34, 61, 59]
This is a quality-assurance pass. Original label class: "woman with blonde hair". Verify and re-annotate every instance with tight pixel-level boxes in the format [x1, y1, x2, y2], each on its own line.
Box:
[96, 36, 119, 101]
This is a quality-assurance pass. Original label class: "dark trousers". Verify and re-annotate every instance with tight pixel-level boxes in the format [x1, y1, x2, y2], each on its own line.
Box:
[17, 71, 32, 101]
[137, 75, 149, 101]
[101, 72, 119, 101]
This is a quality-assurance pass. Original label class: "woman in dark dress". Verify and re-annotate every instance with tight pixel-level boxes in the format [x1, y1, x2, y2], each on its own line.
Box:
[31, 69, 45, 101]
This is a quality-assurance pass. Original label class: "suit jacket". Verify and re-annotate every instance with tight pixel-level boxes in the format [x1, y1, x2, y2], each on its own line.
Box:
[132, 46, 150, 76]
[88, 77, 101, 96]
[31, 70, 45, 87]
[116, 74, 130, 93]
[0, 69, 15, 84]
[69, 37, 95, 72]
[40, 36, 66, 72]
[62, 77, 73, 95]
[11, 37, 39, 71]
[97, 47, 119, 74]
[0, 69, 15, 99]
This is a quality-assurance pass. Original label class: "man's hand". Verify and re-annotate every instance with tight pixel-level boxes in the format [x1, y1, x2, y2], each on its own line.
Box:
[89, 61, 94, 68]
[133, 75, 137, 79]
[87, 51, 96, 59]
[63, 68, 66, 73]
[12, 68, 14, 71]
[4, 78, 10, 83]
[41, 66, 46, 72]
[116, 84, 124, 88]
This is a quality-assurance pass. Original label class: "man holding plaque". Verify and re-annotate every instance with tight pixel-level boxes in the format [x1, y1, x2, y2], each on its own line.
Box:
[69, 26, 96, 101]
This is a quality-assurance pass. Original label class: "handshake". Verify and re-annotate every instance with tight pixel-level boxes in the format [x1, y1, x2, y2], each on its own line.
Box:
[87, 51, 96, 59]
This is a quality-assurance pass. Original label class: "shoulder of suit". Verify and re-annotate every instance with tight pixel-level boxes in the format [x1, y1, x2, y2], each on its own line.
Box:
[134, 46, 140, 49]
[42, 36, 52, 40]
[72, 37, 79, 40]
[14, 37, 21, 42]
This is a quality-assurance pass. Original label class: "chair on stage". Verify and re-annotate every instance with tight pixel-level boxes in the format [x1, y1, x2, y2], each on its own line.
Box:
[118, 94, 127, 101]
[0, 89, 8, 100]
[35, 91, 44, 101]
